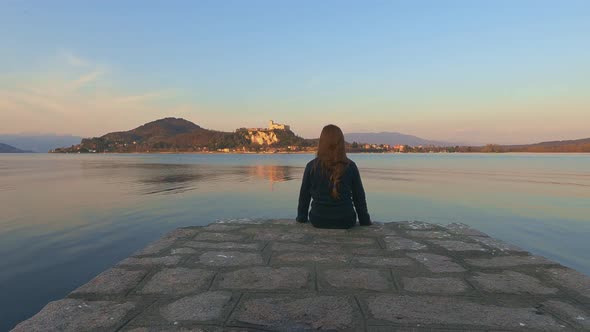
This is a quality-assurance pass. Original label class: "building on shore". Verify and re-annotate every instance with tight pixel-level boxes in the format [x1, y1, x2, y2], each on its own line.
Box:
[394, 144, 406, 152]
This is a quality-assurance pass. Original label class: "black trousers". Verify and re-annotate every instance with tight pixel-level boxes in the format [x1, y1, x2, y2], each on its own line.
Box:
[309, 210, 356, 229]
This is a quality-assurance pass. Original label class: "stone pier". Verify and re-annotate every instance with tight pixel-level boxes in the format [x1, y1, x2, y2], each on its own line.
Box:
[12, 220, 590, 331]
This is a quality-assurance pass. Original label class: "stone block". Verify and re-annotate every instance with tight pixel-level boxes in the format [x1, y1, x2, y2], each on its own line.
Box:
[71, 268, 146, 295]
[139, 268, 215, 295]
[469, 236, 525, 252]
[275, 252, 349, 264]
[170, 248, 198, 255]
[186, 241, 261, 251]
[271, 242, 341, 252]
[428, 240, 486, 252]
[542, 300, 589, 329]
[366, 327, 471, 332]
[160, 291, 233, 322]
[313, 236, 376, 246]
[349, 248, 390, 256]
[407, 253, 466, 273]
[465, 255, 555, 268]
[470, 271, 558, 294]
[366, 295, 563, 330]
[163, 228, 201, 240]
[398, 221, 436, 230]
[203, 224, 243, 232]
[402, 277, 468, 294]
[193, 232, 245, 242]
[406, 231, 452, 239]
[133, 237, 177, 256]
[124, 327, 220, 332]
[267, 218, 295, 224]
[118, 256, 182, 267]
[11, 299, 135, 332]
[350, 224, 397, 236]
[443, 223, 488, 236]
[253, 231, 307, 242]
[321, 268, 391, 291]
[383, 236, 427, 251]
[218, 267, 310, 290]
[198, 251, 263, 266]
[215, 218, 262, 224]
[351, 256, 413, 267]
[240, 227, 275, 234]
[230, 295, 358, 330]
[545, 267, 590, 300]
[294, 227, 349, 236]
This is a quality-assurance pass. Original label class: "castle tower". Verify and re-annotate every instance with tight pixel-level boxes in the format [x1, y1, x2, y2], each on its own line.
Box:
[268, 120, 290, 131]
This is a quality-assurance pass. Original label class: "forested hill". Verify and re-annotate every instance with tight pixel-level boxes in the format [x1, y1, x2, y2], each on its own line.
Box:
[52, 118, 313, 153]
[499, 137, 590, 152]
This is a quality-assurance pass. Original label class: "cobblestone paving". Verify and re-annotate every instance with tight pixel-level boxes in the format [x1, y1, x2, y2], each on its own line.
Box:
[12, 220, 590, 331]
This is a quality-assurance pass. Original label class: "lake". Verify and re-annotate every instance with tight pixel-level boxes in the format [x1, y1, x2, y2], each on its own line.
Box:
[1, 153, 589, 331]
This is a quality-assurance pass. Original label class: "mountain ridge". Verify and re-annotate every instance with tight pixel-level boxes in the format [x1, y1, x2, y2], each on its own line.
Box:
[0, 134, 82, 152]
[344, 131, 454, 147]
[0, 143, 29, 153]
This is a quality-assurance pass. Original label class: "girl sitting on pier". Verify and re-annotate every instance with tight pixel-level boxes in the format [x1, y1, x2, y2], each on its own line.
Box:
[296, 124, 372, 229]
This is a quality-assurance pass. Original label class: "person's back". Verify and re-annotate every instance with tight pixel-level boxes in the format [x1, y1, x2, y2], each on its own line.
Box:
[296, 124, 371, 229]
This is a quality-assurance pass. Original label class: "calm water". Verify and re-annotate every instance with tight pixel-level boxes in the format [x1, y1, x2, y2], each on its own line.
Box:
[1, 153, 589, 330]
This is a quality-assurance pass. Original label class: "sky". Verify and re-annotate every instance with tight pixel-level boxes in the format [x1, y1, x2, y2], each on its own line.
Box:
[1, 0, 589, 144]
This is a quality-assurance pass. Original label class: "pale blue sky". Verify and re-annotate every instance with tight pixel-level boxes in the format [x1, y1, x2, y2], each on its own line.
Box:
[1, 0, 589, 144]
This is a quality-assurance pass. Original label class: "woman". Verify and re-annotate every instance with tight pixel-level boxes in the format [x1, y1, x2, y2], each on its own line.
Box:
[296, 124, 372, 229]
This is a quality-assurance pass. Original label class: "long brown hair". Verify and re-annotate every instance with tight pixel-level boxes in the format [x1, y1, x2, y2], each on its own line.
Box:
[314, 124, 349, 199]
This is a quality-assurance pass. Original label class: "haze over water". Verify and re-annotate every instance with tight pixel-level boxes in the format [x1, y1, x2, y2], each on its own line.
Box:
[1, 153, 589, 330]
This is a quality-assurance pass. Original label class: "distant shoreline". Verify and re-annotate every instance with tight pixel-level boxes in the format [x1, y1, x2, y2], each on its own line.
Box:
[43, 151, 590, 155]
[47, 118, 590, 154]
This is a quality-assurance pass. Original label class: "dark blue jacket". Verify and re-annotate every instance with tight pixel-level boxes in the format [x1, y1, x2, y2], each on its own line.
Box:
[297, 158, 371, 228]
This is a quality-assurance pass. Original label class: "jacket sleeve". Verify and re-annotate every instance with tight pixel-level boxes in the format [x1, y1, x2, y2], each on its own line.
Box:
[351, 162, 372, 225]
[296, 163, 312, 222]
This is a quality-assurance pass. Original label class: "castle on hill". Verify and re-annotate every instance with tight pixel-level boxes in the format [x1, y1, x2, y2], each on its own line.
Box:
[234, 120, 292, 146]
[268, 120, 290, 131]
[239, 120, 290, 132]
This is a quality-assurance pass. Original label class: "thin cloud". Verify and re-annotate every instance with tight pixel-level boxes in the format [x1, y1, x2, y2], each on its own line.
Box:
[59, 50, 110, 90]
[0, 51, 191, 135]
[70, 69, 104, 90]
[0, 89, 67, 115]
[61, 50, 89, 67]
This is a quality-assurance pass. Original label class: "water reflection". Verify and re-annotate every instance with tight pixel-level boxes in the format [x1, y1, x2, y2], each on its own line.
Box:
[78, 161, 299, 195]
[250, 165, 294, 191]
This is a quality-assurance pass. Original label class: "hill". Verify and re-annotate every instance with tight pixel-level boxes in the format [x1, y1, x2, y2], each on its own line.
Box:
[0, 134, 82, 152]
[501, 137, 590, 153]
[52, 118, 313, 153]
[449, 137, 590, 153]
[0, 143, 29, 153]
[344, 132, 453, 147]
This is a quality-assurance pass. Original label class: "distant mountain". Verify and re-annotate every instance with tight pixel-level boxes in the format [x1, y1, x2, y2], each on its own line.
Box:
[344, 132, 453, 146]
[0, 134, 82, 152]
[0, 143, 29, 153]
[53, 117, 313, 153]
